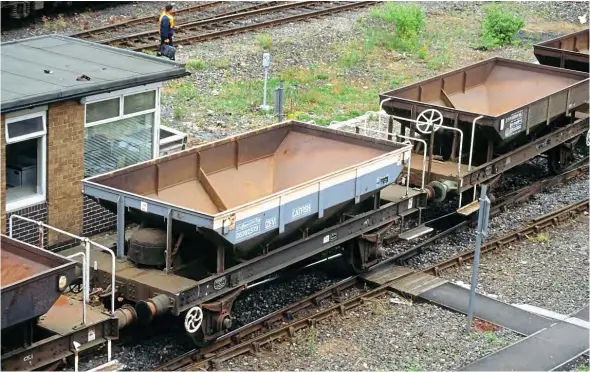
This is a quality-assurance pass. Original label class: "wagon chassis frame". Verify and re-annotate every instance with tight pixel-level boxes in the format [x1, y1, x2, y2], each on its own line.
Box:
[91, 190, 427, 315]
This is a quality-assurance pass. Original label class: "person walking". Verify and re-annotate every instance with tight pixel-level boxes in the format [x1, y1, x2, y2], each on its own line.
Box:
[157, 4, 175, 58]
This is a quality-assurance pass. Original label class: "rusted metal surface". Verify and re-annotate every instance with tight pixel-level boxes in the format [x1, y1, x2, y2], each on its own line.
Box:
[1, 235, 76, 330]
[396, 111, 588, 191]
[2, 295, 118, 371]
[379, 57, 588, 138]
[59, 244, 197, 308]
[91, 121, 390, 214]
[38, 295, 111, 335]
[534, 29, 589, 72]
[458, 115, 589, 190]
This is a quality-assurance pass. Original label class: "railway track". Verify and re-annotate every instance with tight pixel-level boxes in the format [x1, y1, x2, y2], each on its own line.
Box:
[385, 163, 589, 264]
[70, 1, 279, 42]
[71, 1, 376, 51]
[155, 166, 588, 371]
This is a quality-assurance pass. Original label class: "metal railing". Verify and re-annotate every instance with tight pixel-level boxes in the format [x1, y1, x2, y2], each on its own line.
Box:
[8, 215, 116, 364]
[8, 215, 117, 314]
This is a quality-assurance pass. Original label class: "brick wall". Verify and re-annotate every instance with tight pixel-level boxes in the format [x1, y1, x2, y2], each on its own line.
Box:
[5, 203, 49, 247]
[46, 101, 85, 245]
[83, 196, 117, 236]
[1, 114, 5, 234]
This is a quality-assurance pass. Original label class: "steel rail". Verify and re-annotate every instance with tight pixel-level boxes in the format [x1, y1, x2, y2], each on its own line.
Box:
[97, 1, 294, 45]
[131, 1, 377, 51]
[70, 1, 223, 39]
[155, 178, 587, 371]
[422, 199, 588, 276]
[384, 164, 589, 264]
[156, 276, 363, 370]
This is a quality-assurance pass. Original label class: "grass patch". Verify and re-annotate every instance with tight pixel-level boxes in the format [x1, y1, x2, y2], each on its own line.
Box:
[256, 33, 273, 50]
[211, 59, 230, 69]
[530, 232, 550, 243]
[190, 66, 376, 125]
[339, 50, 363, 69]
[481, 4, 525, 49]
[173, 106, 186, 119]
[42, 15, 67, 32]
[186, 59, 206, 71]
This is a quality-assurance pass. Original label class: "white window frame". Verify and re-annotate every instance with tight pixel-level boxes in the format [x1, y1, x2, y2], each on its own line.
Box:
[5, 110, 47, 213]
[82, 84, 161, 158]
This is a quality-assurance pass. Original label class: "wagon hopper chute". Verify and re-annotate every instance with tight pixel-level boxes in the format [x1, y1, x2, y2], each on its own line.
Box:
[378, 57, 589, 210]
[78, 120, 421, 344]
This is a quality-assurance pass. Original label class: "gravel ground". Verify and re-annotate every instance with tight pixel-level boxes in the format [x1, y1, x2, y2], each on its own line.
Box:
[401, 173, 589, 269]
[441, 216, 589, 315]
[232, 271, 342, 327]
[222, 300, 521, 371]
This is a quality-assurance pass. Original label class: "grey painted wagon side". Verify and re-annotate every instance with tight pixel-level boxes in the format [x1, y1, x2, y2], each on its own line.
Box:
[82, 121, 412, 253]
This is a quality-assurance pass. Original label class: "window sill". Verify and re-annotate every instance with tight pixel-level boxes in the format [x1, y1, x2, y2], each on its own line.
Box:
[6, 194, 46, 213]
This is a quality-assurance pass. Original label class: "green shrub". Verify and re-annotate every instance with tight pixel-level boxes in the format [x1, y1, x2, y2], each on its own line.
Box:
[481, 4, 524, 49]
[371, 3, 425, 39]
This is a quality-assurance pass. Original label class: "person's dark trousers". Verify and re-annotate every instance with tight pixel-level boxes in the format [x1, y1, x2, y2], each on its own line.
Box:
[160, 35, 173, 47]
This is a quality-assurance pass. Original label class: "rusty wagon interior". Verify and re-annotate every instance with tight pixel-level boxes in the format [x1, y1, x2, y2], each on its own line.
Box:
[1, 235, 77, 333]
[1, 237, 70, 289]
[379, 57, 589, 192]
[389, 58, 584, 117]
[91, 122, 393, 215]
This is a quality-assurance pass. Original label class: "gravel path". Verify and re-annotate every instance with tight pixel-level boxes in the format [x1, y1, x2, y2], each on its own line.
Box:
[222, 300, 521, 371]
[441, 216, 589, 315]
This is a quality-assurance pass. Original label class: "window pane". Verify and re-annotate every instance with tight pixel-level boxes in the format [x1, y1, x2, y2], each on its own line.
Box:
[124, 91, 156, 115]
[6, 137, 41, 202]
[6, 116, 44, 139]
[86, 98, 120, 123]
[84, 113, 154, 177]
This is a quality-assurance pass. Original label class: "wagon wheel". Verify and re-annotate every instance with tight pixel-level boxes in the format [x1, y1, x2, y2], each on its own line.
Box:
[185, 306, 204, 335]
[415, 109, 443, 134]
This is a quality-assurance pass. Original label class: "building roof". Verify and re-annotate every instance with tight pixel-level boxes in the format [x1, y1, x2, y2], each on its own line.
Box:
[1, 35, 189, 113]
